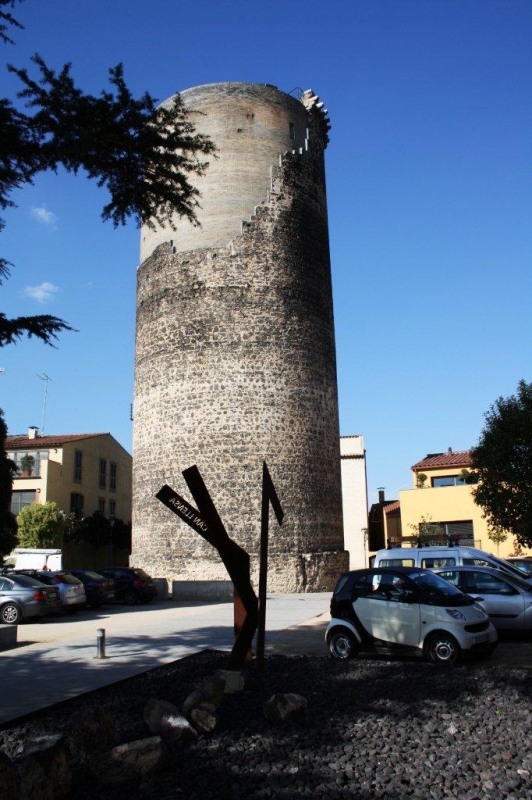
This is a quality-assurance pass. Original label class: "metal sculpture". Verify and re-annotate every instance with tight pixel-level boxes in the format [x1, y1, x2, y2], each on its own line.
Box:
[156, 462, 283, 669]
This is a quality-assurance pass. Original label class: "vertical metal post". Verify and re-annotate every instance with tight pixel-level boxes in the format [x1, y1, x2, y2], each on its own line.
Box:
[96, 628, 106, 659]
[256, 465, 270, 672]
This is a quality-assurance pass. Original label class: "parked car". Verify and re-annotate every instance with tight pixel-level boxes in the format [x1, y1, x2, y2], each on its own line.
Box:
[14, 570, 87, 612]
[374, 545, 531, 584]
[96, 567, 158, 605]
[506, 557, 532, 577]
[68, 570, 116, 608]
[434, 565, 532, 632]
[326, 566, 497, 665]
[0, 572, 61, 624]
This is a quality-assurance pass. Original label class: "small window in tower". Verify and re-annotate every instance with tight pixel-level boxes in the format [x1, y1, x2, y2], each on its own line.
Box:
[289, 122, 295, 140]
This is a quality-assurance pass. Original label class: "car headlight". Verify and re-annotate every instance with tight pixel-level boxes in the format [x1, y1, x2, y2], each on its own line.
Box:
[445, 609, 466, 621]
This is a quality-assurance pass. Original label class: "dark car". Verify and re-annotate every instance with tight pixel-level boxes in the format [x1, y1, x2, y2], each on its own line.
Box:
[68, 570, 116, 608]
[0, 572, 61, 624]
[96, 567, 158, 605]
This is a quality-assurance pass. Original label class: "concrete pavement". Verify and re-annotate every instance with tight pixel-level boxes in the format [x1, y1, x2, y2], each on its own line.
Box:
[0, 593, 331, 725]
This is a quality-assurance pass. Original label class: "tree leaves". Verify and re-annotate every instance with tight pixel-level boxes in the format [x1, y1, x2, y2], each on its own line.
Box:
[1, 13, 215, 348]
[471, 380, 532, 546]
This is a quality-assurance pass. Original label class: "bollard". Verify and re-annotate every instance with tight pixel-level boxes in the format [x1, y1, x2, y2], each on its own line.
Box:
[95, 628, 107, 659]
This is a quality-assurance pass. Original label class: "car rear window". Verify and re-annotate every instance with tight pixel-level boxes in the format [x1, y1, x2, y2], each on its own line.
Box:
[52, 573, 82, 585]
[131, 569, 152, 580]
[10, 574, 45, 587]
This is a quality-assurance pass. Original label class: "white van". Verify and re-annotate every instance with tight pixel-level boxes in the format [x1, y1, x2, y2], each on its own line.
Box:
[7, 548, 62, 571]
[373, 545, 528, 583]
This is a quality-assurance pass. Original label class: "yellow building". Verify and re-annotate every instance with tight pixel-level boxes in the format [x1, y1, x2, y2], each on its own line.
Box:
[6, 426, 132, 524]
[384, 449, 528, 559]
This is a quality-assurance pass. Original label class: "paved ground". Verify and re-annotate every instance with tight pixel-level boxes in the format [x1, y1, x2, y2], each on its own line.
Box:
[0, 593, 330, 725]
[1, 593, 531, 726]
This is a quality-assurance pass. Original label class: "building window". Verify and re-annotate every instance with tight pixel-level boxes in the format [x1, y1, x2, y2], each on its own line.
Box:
[432, 474, 478, 487]
[8, 451, 45, 478]
[70, 492, 84, 519]
[289, 122, 295, 140]
[99, 458, 107, 489]
[10, 490, 36, 515]
[98, 497, 106, 515]
[109, 461, 117, 492]
[74, 450, 83, 482]
[109, 499, 116, 518]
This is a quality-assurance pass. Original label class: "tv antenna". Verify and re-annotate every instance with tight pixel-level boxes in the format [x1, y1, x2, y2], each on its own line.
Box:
[37, 373, 52, 434]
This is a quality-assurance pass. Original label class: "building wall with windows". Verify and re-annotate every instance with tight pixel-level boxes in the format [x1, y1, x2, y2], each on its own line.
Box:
[397, 450, 525, 559]
[6, 428, 132, 524]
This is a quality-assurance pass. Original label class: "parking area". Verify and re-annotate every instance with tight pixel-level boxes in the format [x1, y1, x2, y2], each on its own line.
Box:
[0, 593, 330, 724]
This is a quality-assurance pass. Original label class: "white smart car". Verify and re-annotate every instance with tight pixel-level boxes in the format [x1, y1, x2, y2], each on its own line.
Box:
[326, 566, 498, 665]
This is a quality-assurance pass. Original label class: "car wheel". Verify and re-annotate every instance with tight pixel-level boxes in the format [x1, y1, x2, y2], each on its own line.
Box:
[328, 628, 358, 660]
[424, 632, 460, 665]
[123, 589, 136, 606]
[1, 603, 22, 625]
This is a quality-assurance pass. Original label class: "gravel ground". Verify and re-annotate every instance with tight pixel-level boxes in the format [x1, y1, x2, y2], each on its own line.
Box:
[2, 650, 532, 800]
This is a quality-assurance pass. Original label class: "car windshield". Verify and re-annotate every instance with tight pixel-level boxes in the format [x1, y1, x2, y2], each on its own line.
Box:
[82, 571, 107, 580]
[486, 554, 530, 581]
[405, 569, 473, 606]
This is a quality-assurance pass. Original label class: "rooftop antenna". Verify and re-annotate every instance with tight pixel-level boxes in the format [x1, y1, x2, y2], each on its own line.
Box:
[37, 373, 52, 434]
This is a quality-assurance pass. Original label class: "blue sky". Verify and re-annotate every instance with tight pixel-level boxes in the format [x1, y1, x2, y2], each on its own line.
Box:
[1, 0, 531, 506]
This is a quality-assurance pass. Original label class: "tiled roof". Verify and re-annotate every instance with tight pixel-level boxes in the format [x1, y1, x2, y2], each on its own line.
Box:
[6, 433, 108, 450]
[411, 450, 472, 470]
[383, 501, 401, 514]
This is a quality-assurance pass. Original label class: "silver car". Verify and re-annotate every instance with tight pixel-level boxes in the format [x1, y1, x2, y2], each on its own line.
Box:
[0, 573, 62, 624]
[29, 570, 87, 612]
[435, 565, 532, 632]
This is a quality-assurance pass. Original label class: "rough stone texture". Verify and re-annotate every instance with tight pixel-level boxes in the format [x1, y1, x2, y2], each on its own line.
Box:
[133, 83, 348, 592]
[88, 737, 168, 784]
[140, 82, 312, 261]
[0, 750, 17, 800]
[263, 692, 308, 722]
[143, 698, 198, 743]
[67, 706, 117, 761]
[18, 734, 71, 799]
[2, 650, 532, 800]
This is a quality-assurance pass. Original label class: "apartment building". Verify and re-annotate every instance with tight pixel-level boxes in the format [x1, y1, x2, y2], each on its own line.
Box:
[7, 427, 132, 524]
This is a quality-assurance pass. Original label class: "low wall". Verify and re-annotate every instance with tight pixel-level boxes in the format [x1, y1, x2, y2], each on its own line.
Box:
[172, 580, 233, 602]
[0, 626, 17, 651]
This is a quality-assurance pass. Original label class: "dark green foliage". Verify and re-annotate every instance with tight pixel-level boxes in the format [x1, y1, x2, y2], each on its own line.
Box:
[0, 408, 18, 559]
[471, 380, 532, 546]
[65, 511, 131, 551]
[1, 3, 215, 347]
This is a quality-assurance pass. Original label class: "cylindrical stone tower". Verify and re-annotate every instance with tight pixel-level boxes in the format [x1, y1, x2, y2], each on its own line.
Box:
[132, 82, 348, 592]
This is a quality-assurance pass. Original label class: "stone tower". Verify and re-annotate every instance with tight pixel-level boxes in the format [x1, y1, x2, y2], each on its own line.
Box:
[132, 82, 348, 592]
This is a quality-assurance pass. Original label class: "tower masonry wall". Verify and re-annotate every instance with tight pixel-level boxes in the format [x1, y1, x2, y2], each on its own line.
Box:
[133, 83, 348, 592]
